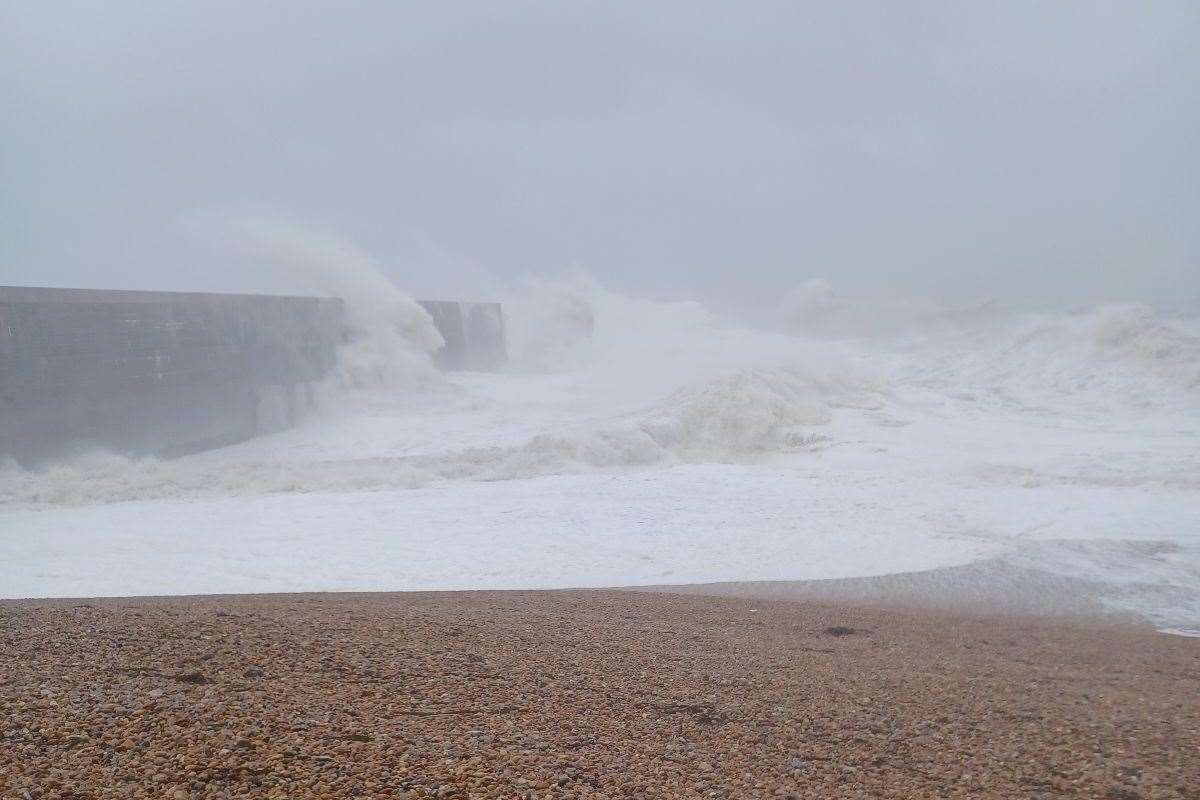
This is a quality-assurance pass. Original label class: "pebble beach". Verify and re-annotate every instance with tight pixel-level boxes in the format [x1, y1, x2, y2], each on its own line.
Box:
[2, 591, 1197, 799]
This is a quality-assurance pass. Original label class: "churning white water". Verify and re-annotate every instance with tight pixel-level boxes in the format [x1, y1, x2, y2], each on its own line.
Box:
[2, 274, 1197, 633]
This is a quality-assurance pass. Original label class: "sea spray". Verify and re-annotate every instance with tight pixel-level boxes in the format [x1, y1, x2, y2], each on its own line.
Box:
[501, 272, 598, 372]
[193, 211, 444, 389]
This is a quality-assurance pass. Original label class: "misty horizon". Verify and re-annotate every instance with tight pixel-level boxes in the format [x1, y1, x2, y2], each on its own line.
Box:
[2, 1, 1198, 315]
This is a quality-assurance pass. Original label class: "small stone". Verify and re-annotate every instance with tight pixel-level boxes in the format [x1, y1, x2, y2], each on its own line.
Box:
[824, 626, 857, 637]
[173, 671, 208, 685]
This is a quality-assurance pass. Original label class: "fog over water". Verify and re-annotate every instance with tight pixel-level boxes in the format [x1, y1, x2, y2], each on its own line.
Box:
[1, 4, 1198, 632]
[2, 2, 1198, 310]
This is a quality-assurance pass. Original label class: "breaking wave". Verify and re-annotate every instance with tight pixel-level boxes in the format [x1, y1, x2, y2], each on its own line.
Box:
[778, 281, 1198, 414]
[192, 210, 445, 389]
[0, 363, 873, 508]
[898, 303, 1200, 414]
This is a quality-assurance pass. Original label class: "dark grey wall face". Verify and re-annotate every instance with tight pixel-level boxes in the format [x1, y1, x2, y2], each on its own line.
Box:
[0, 288, 508, 465]
[0, 287, 345, 465]
[1, 3, 1196, 311]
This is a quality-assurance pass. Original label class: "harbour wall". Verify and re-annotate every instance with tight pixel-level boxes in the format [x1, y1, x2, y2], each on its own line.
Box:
[0, 286, 505, 465]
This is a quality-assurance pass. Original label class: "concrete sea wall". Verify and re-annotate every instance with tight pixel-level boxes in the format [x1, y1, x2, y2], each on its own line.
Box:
[0, 286, 345, 465]
[0, 287, 506, 465]
[420, 300, 507, 371]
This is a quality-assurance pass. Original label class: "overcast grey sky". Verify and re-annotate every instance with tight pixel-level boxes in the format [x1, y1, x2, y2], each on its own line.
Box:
[2, 1, 1197, 309]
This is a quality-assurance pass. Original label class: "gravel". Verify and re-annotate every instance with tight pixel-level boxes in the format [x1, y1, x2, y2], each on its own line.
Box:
[1, 590, 1197, 798]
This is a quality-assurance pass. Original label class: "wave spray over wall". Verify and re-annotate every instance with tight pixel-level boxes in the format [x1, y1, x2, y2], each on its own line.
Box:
[202, 212, 446, 389]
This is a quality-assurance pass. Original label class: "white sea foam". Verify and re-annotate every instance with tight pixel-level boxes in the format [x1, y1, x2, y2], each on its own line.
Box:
[893, 303, 1200, 416]
[0, 362, 869, 506]
[1, 276, 1197, 632]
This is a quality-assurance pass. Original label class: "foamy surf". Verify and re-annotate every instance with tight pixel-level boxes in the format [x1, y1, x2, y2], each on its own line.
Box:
[1, 277, 1196, 636]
